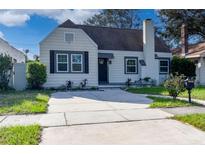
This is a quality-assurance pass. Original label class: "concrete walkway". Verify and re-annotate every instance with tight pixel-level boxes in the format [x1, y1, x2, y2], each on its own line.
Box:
[41, 89, 205, 144]
[147, 94, 205, 115]
[161, 106, 205, 115]
[147, 94, 205, 106]
[1, 89, 205, 144]
[41, 119, 205, 144]
[0, 89, 171, 127]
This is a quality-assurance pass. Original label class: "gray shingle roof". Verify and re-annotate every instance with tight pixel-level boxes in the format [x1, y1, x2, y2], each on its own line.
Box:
[59, 19, 170, 53]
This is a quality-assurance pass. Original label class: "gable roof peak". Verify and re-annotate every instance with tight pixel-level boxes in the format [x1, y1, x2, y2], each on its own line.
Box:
[59, 19, 76, 28]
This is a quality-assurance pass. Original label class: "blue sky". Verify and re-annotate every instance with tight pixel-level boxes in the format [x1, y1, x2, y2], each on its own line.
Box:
[0, 9, 159, 59]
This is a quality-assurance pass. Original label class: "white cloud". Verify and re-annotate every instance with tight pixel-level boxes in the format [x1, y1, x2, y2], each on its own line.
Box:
[0, 31, 4, 39]
[0, 9, 100, 27]
[0, 10, 30, 26]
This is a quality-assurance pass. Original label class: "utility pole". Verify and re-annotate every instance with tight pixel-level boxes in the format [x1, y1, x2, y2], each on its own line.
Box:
[24, 49, 29, 62]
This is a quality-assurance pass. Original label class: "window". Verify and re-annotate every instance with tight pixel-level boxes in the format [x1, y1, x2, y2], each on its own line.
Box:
[159, 60, 169, 74]
[64, 33, 74, 43]
[56, 54, 68, 72]
[71, 54, 83, 72]
[125, 58, 138, 74]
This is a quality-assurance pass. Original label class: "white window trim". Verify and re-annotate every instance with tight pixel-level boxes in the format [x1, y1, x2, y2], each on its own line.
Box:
[126, 58, 137, 74]
[64, 32, 75, 43]
[56, 53, 69, 72]
[71, 54, 83, 72]
[159, 59, 169, 74]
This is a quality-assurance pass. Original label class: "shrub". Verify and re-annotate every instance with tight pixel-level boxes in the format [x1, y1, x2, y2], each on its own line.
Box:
[143, 77, 151, 82]
[27, 62, 47, 89]
[171, 56, 196, 77]
[80, 79, 88, 89]
[125, 78, 132, 87]
[0, 54, 13, 90]
[65, 80, 73, 90]
[164, 74, 186, 99]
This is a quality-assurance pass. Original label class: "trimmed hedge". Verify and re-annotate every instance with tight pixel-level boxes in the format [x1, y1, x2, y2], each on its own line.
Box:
[27, 62, 47, 89]
[0, 54, 13, 90]
[171, 56, 196, 77]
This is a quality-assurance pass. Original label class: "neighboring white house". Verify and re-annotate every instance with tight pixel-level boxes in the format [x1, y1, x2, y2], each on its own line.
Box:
[173, 41, 205, 85]
[0, 38, 25, 63]
[40, 19, 172, 88]
[173, 24, 205, 86]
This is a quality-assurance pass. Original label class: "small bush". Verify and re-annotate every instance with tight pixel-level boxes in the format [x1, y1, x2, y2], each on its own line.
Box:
[164, 74, 186, 99]
[80, 79, 88, 89]
[143, 77, 151, 82]
[171, 56, 196, 77]
[125, 78, 132, 87]
[27, 62, 47, 89]
[0, 54, 13, 90]
[91, 86, 98, 90]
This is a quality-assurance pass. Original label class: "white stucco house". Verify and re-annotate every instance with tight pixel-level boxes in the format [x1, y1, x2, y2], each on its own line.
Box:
[0, 38, 25, 63]
[40, 19, 172, 88]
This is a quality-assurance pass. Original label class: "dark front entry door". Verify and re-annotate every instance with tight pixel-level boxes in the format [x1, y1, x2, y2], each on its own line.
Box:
[98, 58, 108, 84]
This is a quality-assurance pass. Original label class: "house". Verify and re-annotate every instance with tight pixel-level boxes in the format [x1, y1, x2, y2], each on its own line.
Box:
[173, 41, 205, 85]
[173, 24, 205, 86]
[0, 38, 25, 63]
[39, 19, 172, 88]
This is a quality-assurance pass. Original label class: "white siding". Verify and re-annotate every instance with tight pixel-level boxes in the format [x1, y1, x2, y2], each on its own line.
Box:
[0, 38, 25, 63]
[157, 52, 173, 84]
[156, 52, 172, 58]
[196, 57, 205, 85]
[99, 50, 143, 84]
[40, 27, 98, 88]
[40, 26, 172, 87]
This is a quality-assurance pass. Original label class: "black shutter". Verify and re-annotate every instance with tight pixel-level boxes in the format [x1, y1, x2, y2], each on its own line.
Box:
[50, 50, 55, 73]
[84, 52, 89, 73]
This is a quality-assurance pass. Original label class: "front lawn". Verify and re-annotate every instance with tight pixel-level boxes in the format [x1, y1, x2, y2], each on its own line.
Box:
[179, 86, 205, 100]
[0, 90, 51, 115]
[148, 96, 194, 108]
[0, 125, 41, 145]
[127, 86, 205, 100]
[173, 114, 205, 131]
[127, 86, 168, 95]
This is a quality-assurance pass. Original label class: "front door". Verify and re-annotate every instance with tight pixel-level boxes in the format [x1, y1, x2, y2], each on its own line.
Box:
[98, 58, 108, 84]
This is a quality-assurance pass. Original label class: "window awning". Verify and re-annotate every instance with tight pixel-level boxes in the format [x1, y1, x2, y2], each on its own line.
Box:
[98, 53, 114, 59]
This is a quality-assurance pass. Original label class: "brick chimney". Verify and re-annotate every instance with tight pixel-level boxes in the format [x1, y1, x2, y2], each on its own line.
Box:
[181, 23, 188, 56]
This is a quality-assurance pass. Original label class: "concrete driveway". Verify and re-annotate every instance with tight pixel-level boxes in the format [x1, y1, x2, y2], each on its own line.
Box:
[47, 89, 171, 125]
[41, 89, 205, 144]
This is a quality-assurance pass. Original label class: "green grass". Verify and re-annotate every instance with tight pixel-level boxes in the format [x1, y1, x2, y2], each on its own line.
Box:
[0, 125, 41, 145]
[148, 96, 193, 108]
[127, 86, 205, 100]
[0, 90, 51, 115]
[179, 86, 205, 100]
[127, 86, 168, 95]
[173, 114, 205, 131]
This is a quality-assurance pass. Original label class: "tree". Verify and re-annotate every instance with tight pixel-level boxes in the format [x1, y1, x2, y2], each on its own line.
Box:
[157, 9, 205, 47]
[0, 54, 13, 90]
[171, 56, 196, 77]
[84, 9, 141, 29]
